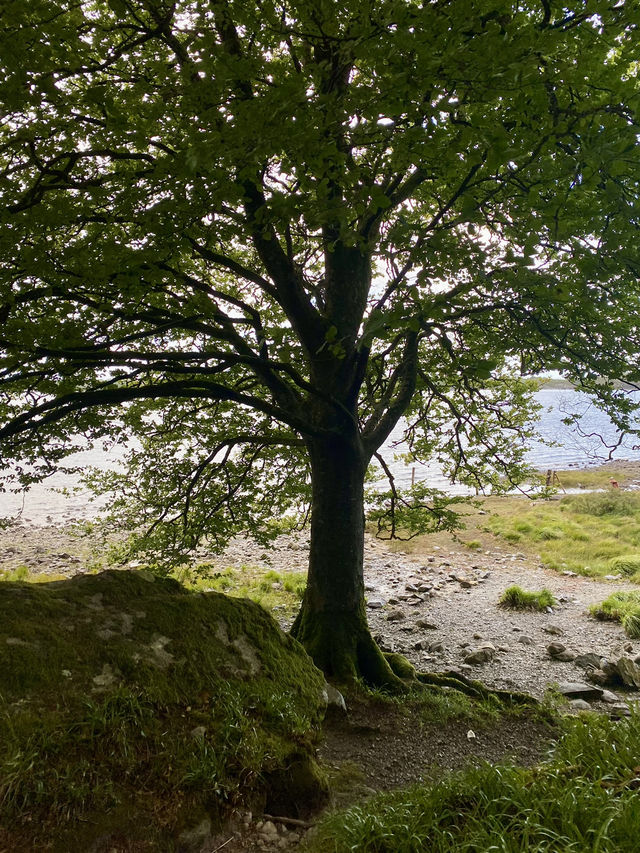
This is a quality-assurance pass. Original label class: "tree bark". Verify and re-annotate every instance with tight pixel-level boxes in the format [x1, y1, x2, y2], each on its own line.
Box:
[290, 435, 402, 688]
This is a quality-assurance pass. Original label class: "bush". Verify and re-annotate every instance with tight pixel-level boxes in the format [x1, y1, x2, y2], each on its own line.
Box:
[499, 585, 556, 611]
[621, 610, 640, 640]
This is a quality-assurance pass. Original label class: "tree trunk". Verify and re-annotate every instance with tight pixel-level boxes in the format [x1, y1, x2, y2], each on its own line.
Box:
[290, 436, 402, 688]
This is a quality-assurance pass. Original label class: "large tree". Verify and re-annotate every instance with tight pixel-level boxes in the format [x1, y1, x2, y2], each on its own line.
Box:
[1, 0, 639, 685]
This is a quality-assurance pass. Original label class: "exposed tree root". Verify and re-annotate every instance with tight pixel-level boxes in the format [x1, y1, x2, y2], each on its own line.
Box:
[417, 669, 539, 706]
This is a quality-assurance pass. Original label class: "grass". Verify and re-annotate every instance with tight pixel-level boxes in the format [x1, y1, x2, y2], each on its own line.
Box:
[499, 585, 556, 611]
[481, 489, 640, 581]
[306, 711, 640, 852]
[590, 590, 640, 639]
[172, 563, 307, 615]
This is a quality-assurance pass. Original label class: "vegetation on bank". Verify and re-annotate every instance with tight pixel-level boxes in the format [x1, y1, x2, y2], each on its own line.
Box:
[175, 563, 307, 617]
[380, 468, 640, 583]
[485, 490, 640, 580]
[306, 711, 640, 853]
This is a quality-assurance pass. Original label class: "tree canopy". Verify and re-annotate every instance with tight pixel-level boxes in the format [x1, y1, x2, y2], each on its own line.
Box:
[1, 0, 639, 680]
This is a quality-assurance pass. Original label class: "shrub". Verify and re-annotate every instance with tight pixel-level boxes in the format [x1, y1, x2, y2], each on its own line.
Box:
[499, 585, 556, 611]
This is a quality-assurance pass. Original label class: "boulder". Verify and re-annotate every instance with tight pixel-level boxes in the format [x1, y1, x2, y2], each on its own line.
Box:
[556, 681, 604, 701]
[0, 570, 329, 850]
[547, 642, 576, 662]
[464, 643, 496, 665]
[616, 656, 640, 689]
[574, 652, 604, 671]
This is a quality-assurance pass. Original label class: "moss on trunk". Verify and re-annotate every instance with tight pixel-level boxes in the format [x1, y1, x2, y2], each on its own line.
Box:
[291, 601, 405, 691]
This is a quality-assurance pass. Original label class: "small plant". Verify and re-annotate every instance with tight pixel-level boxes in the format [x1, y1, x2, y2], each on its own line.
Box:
[591, 590, 640, 639]
[621, 610, 640, 640]
[567, 491, 640, 517]
[499, 585, 556, 611]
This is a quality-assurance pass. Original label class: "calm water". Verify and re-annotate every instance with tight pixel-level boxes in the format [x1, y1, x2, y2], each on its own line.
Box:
[2, 389, 639, 523]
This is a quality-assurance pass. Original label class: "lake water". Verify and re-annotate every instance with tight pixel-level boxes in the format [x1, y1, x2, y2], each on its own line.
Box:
[2, 389, 639, 523]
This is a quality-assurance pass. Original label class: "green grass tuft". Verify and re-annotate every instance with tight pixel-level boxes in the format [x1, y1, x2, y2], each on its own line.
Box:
[621, 610, 640, 640]
[499, 585, 556, 611]
[591, 591, 640, 640]
[609, 555, 640, 577]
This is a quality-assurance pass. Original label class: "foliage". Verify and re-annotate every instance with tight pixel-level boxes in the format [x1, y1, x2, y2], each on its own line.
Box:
[590, 590, 640, 639]
[566, 491, 640, 518]
[178, 562, 308, 614]
[306, 711, 640, 852]
[499, 584, 556, 611]
[0, 0, 638, 560]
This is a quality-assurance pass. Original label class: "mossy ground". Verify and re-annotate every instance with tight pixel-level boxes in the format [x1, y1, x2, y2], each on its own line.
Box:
[0, 570, 327, 851]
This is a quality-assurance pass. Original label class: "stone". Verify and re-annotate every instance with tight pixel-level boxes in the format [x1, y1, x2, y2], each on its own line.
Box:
[601, 689, 620, 704]
[323, 683, 347, 715]
[259, 820, 279, 839]
[609, 703, 632, 718]
[416, 619, 438, 630]
[178, 818, 212, 850]
[547, 642, 567, 657]
[544, 625, 564, 636]
[588, 669, 610, 687]
[556, 682, 604, 701]
[429, 641, 444, 653]
[386, 609, 406, 622]
[464, 645, 496, 665]
[366, 597, 385, 609]
[574, 653, 604, 671]
[405, 583, 419, 592]
[616, 656, 640, 689]
[569, 699, 592, 711]
[459, 578, 476, 589]
[517, 635, 534, 645]
[190, 725, 207, 741]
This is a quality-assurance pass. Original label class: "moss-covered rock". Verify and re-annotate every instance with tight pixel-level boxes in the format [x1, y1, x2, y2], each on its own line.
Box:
[0, 570, 329, 851]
